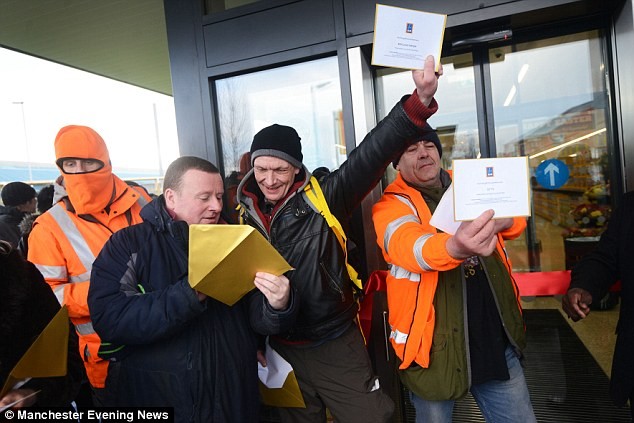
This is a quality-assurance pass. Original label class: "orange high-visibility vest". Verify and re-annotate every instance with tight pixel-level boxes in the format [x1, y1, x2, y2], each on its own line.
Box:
[372, 172, 525, 370]
[28, 178, 149, 388]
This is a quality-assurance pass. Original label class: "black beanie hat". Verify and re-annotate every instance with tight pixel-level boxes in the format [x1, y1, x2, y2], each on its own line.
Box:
[250, 124, 303, 169]
[393, 123, 442, 168]
[1, 182, 36, 207]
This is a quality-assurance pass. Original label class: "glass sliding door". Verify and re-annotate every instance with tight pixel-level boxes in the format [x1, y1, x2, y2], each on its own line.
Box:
[376, 52, 481, 182]
[489, 31, 613, 272]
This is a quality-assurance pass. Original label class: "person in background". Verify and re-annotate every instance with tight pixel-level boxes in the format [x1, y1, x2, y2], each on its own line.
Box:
[236, 56, 442, 423]
[27, 125, 151, 405]
[36, 184, 55, 214]
[372, 126, 535, 422]
[0, 181, 36, 247]
[0, 240, 82, 410]
[88, 156, 297, 421]
[562, 191, 634, 419]
[18, 184, 55, 257]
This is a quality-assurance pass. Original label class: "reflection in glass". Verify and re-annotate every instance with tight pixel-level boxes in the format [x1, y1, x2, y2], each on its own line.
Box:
[215, 57, 343, 222]
[376, 53, 480, 181]
[489, 31, 612, 272]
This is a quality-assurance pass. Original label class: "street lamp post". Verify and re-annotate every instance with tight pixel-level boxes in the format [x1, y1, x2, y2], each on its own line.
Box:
[12, 101, 34, 183]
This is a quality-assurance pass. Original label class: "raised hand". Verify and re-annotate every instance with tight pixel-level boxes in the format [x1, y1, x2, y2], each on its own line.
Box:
[412, 55, 443, 106]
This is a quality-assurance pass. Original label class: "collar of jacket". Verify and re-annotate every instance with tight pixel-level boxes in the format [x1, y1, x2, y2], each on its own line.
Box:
[0, 205, 27, 220]
[141, 195, 189, 253]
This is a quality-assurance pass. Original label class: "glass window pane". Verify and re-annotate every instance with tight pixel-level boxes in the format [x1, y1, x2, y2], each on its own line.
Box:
[216, 56, 343, 221]
[489, 31, 612, 272]
[375, 53, 480, 182]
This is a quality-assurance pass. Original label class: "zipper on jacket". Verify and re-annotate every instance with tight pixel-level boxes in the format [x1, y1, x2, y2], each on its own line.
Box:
[480, 257, 521, 354]
[461, 265, 472, 387]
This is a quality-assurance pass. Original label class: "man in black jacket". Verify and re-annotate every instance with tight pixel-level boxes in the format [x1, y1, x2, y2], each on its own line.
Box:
[563, 191, 634, 418]
[0, 181, 36, 247]
[88, 156, 297, 422]
[236, 56, 442, 422]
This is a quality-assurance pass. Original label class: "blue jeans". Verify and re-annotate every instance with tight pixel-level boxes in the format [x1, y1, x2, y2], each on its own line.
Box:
[410, 345, 536, 423]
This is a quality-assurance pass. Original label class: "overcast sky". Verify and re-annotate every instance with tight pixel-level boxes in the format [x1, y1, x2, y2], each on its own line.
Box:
[0, 47, 180, 175]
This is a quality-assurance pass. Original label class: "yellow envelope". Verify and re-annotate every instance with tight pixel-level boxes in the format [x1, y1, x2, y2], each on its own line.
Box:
[259, 371, 306, 408]
[258, 340, 305, 408]
[188, 225, 293, 306]
[1, 306, 69, 397]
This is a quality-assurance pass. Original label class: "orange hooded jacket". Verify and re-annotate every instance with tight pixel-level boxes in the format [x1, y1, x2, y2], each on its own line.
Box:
[372, 171, 526, 371]
[28, 126, 150, 388]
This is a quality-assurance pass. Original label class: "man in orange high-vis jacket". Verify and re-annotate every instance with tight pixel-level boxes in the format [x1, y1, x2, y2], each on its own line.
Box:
[27, 126, 151, 405]
[372, 126, 536, 423]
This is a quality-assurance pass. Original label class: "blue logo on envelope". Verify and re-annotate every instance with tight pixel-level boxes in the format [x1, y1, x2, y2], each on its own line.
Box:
[406, 23, 413, 33]
[486, 167, 494, 177]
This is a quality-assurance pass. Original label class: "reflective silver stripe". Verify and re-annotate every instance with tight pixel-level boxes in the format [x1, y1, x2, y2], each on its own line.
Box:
[384, 215, 419, 255]
[389, 265, 420, 282]
[120, 253, 141, 297]
[390, 329, 408, 344]
[394, 194, 418, 216]
[53, 285, 65, 305]
[414, 234, 434, 271]
[69, 271, 91, 283]
[48, 204, 96, 275]
[34, 263, 67, 280]
[135, 195, 149, 208]
[75, 322, 96, 335]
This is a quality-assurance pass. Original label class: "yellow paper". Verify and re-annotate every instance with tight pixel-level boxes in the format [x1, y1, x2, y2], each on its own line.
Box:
[188, 225, 293, 306]
[1, 307, 69, 397]
[259, 371, 306, 408]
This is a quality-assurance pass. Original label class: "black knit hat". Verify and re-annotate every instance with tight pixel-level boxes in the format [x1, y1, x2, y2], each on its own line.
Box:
[393, 123, 442, 168]
[1, 182, 36, 207]
[250, 124, 303, 169]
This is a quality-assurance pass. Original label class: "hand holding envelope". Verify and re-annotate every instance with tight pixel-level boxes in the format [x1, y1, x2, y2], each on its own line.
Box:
[430, 157, 529, 259]
[188, 225, 293, 306]
[1, 307, 69, 399]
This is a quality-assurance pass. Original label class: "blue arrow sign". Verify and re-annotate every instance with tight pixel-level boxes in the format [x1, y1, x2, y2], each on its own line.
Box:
[535, 159, 569, 190]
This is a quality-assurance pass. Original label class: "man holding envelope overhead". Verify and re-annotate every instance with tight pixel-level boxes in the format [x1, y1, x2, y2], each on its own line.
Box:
[88, 156, 297, 422]
[237, 56, 442, 423]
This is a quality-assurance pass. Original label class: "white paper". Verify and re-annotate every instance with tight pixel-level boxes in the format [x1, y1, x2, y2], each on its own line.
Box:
[430, 183, 461, 235]
[258, 340, 292, 389]
[371, 4, 446, 71]
[452, 157, 531, 221]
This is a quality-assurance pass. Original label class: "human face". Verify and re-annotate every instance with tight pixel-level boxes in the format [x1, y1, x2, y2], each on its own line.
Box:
[17, 197, 37, 213]
[61, 158, 103, 174]
[253, 156, 300, 204]
[396, 141, 442, 188]
[164, 169, 224, 225]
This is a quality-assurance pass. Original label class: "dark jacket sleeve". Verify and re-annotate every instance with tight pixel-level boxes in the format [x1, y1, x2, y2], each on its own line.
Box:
[247, 286, 299, 335]
[322, 94, 437, 220]
[88, 229, 206, 345]
[19, 262, 82, 407]
[569, 193, 633, 301]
